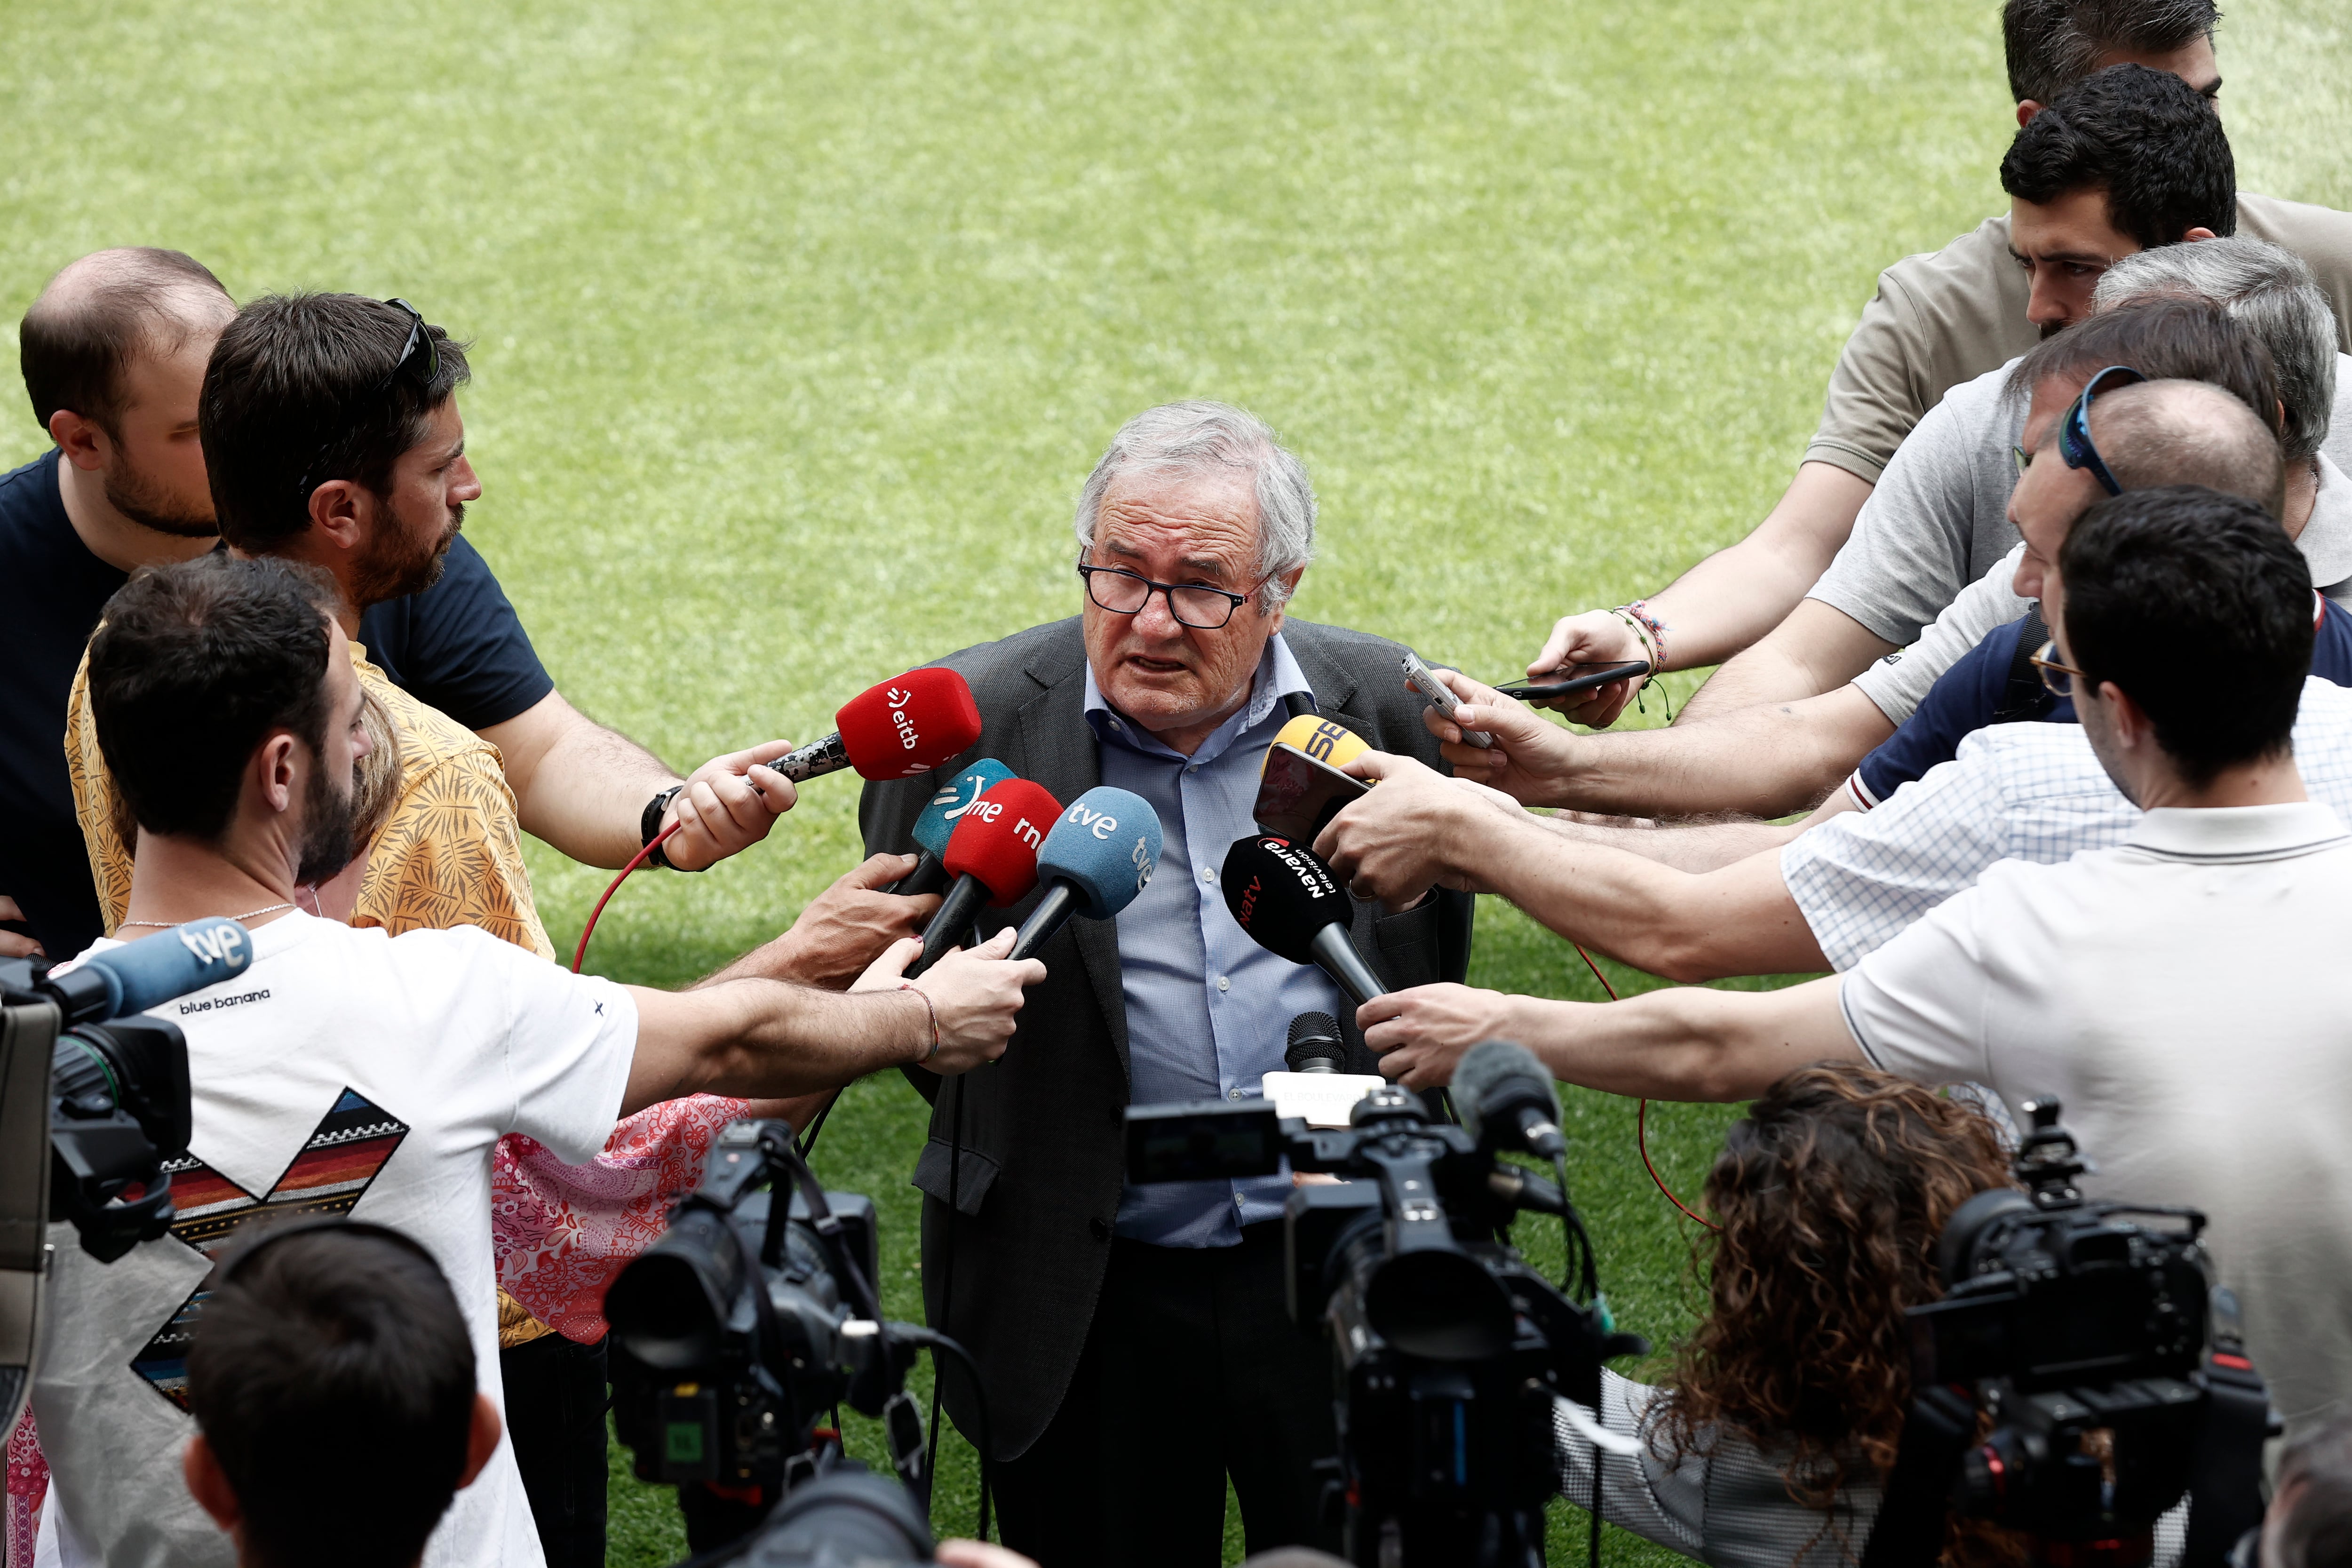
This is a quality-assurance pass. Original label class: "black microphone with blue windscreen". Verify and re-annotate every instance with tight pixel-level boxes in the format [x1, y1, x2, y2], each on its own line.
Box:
[895, 758, 1016, 899]
[1008, 788, 1165, 963]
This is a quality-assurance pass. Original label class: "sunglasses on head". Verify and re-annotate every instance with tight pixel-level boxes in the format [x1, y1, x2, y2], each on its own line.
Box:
[380, 297, 438, 392]
[2012, 364, 2147, 490]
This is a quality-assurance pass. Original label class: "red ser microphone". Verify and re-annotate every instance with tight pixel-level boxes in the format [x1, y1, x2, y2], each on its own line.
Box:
[763, 668, 983, 785]
[906, 778, 1061, 978]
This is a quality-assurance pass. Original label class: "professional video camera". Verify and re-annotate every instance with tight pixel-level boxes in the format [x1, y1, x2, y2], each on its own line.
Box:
[606, 1117, 986, 1560]
[0, 918, 254, 1432]
[1126, 1040, 1648, 1568]
[1862, 1099, 2276, 1568]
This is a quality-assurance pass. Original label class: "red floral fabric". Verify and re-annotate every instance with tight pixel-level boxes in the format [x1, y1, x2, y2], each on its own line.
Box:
[492, 1095, 751, 1344]
[6, 1409, 45, 1567]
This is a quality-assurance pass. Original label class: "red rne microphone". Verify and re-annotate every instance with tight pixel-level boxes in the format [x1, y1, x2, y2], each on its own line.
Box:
[763, 668, 983, 785]
[906, 778, 1061, 979]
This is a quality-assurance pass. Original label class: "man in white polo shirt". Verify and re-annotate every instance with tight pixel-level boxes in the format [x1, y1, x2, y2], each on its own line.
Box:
[1364, 485, 2352, 1440]
[30, 554, 1043, 1568]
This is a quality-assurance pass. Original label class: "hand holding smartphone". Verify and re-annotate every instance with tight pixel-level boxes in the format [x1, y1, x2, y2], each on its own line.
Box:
[1493, 660, 1652, 703]
[1400, 653, 1492, 749]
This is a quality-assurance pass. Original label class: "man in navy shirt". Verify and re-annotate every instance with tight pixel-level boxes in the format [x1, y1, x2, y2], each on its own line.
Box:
[1847, 375, 2352, 805]
[2, 249, 828, 963]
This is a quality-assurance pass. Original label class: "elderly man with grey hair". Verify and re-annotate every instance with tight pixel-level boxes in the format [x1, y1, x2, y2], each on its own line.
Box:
[859, 400, 1472, 1568]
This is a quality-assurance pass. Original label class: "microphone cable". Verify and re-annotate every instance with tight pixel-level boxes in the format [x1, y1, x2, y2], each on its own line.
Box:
[570, 821, 681, 974]
[1568, 943, 1718, 1234]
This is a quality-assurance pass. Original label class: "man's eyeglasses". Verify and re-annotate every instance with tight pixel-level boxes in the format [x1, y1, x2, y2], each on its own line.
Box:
[380, 297, 438, 392]
[2011, 364, 2146, 489]
[2027, 640, 2097, 700]
[1078, 561, 1266, 630]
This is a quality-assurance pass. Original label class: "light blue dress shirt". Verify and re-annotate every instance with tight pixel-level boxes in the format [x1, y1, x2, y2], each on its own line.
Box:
[1084, 633, 1346, 1247]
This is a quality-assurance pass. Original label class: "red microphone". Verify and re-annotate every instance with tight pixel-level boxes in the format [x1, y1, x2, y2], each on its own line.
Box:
[763, 668, 983, 784]
[906, 778, 1060, 978]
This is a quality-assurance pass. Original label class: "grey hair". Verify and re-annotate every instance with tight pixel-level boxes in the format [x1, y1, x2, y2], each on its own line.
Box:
[2096, 237, 2336, 461]
[1073, 401, 1316, 610]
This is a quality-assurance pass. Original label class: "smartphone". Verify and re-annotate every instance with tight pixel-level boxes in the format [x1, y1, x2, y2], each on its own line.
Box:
[1494, 661, 1653, 702]
[1254, 741, 1370, 843]
[1400, 652, 1492, 750]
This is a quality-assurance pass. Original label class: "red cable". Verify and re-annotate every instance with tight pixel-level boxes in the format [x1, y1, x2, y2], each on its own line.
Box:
[1572, 941, 1721, 1233]
[572, 821, 681, 974]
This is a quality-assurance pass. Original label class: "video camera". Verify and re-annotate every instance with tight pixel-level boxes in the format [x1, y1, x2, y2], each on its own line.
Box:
[1125, 1041, 1648, 1568]
[0, 919, 253, 1433]
[1862, 1099, 2276, 1568]
[606, 1117, 984, 1560]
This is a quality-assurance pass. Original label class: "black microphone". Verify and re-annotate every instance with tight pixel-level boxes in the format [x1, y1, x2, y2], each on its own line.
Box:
[1453, 1039, 1566, 1159]
[1283, 1011, 1345, 1075]
[1218, 835, 1386, 1010]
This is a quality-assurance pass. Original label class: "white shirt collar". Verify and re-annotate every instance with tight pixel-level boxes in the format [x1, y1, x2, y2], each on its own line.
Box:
[2123, 800, 2351, 863]
[2297, 453, 2352, 591]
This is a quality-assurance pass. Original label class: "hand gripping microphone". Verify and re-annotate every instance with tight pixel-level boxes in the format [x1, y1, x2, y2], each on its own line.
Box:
[1007, 788, 1164, 963]
[1218, 834, 1387, 1009]
[906, 778, 1061, 978]
[762, 668, 984, 785]
[1453, 1038, 1567, 1159]
[895, 758, 1016, 898]
[1283, 1011, 1345, 1074]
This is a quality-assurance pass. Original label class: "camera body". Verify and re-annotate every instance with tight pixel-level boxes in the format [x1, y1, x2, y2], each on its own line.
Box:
[1863, 1100, 2274, 1568]
[1128, 1083, 1645, 1568]
[608, 1120, 907, 1498]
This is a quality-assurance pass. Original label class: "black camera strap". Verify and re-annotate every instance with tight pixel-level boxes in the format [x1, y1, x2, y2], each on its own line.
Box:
[1858, 1384, 1979, 1568]
[2184, 1350, 2277, 1567]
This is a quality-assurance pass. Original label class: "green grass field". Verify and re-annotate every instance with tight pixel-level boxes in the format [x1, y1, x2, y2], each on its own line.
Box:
[5, 0, 2347, 1562]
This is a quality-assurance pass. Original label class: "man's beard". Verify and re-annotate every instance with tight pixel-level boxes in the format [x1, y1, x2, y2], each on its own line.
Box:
[294, 756, 363, 888]
[349, 503, 462, 607]
[102, 460, 217, 540]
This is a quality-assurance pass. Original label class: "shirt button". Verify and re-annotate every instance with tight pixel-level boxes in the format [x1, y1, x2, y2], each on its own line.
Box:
[1186, 764, 1199, 774]
[1216, 976, 1231, 993]
[1228, 1087, 1244, 1100]
[1201, 866, 1217, 884]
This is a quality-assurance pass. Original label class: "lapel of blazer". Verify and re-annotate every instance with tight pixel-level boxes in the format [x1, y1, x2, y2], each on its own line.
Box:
[1284, 621, 1373, 740]
[1009, 628, 1130, 1082]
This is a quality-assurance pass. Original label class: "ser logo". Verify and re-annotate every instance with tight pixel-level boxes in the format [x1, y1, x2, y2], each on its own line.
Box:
[1301, 722, 1349, 762]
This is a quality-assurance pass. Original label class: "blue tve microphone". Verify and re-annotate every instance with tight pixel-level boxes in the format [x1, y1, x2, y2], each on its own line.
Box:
[896, 758, 1017, 898]
[40, 918, 255, 1024]
[1008, 788, 1165, 962]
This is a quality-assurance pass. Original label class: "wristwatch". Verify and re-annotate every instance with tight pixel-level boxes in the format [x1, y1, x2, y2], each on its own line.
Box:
[642, 785, 689, 871]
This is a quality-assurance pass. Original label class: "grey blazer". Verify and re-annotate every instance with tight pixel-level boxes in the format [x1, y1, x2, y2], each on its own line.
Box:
[858, 616, 1475, 1460]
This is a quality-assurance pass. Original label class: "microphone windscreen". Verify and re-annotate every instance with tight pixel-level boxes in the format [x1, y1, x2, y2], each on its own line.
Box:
[912, 758, 1017, 858]
[1453, 1039, 1559, 1149]
[1036, 788, 1164, 920]
[1219, 834, 1350, 965]
[84, 918, 255, 1019]
[1284, 1011, 1345, 1072]
[836, 669, 984, 780]
[1266, 714, 1369, 774]
[943, 779, 1060, 905]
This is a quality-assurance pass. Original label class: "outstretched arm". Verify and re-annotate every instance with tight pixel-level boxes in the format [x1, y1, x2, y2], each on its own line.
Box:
[1527, 463, 1876, 727]
[1427, 670, 1897, 821]
[1318, 754, 1825, 981]
[1360, 974, 1858, 1101]
[623, 931, 1043, 1113]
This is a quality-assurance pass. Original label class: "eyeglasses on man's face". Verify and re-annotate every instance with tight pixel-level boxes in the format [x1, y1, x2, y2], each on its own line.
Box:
[1078, 559, 1269, 630]
[2027, 639, 2098, 700]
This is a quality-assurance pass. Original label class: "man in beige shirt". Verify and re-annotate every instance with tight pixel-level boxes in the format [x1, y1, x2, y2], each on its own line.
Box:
[1528, 0, 2352, 729]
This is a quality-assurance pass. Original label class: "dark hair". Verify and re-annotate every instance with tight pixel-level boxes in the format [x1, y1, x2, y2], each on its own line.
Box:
[87, 554, 337, 841]
[2002, 0, 2219, 107]
[200, 294, 470, 553]
[188, 1223, 477, 1568]
[2009, 295, 2279, 439]
[2273, 1416, 2352, 1568]
[2061, 485, 2309, 786]
[1661, 1066, 2014, 1510]
[1999, 64, 2235, 249]
[19, 248, 231, 436]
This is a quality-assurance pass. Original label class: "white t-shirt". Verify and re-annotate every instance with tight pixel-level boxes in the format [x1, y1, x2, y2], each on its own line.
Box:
[1839, 801, 2352, 1436]
[31, 912, 636, 1568]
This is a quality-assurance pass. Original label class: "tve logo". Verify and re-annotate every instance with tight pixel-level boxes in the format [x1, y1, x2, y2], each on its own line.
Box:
[177, 923, 246, 969]
[1065, 801, 1120, 840]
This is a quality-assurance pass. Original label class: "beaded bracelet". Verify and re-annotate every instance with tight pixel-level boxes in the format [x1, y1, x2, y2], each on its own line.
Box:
[1611, 600, 1668, 674]
[899, 981, 941, 1062]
